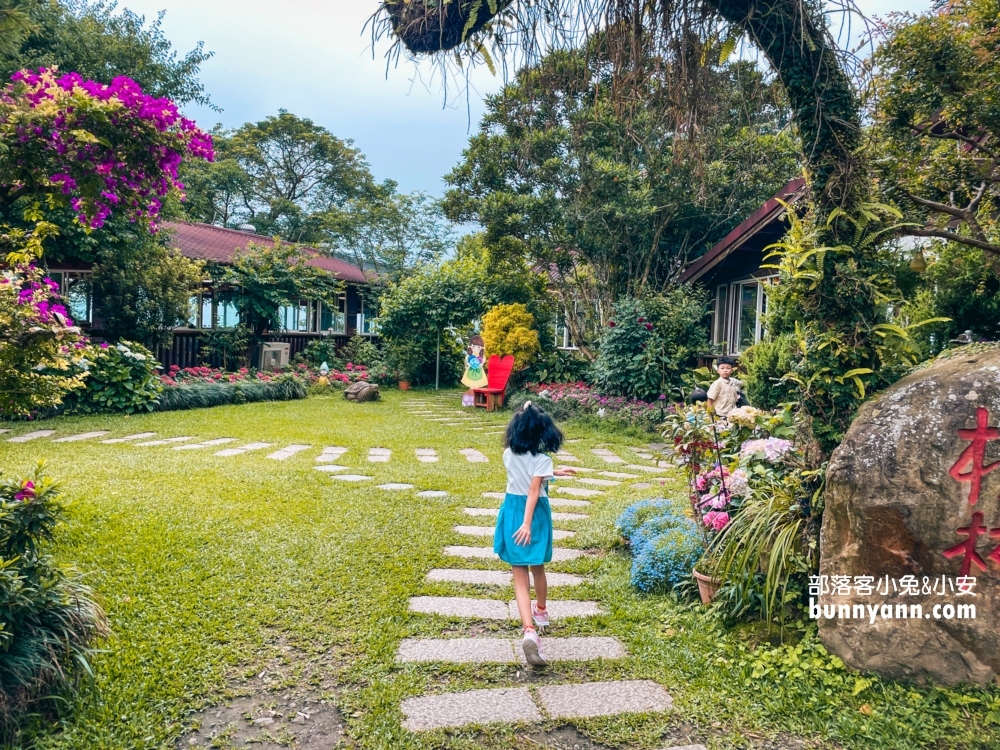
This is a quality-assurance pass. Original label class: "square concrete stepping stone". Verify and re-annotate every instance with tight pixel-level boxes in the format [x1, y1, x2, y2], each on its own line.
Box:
[52, 431, 109, 443]
[314, 464, 348, 473]
[444, 546, 586, 562]
[507, 600, 602, 620]
[101, 432, 156, 444]
[401, 687, 541, 732]
[600, 471, 641, 479]
[591, 448, 625, 464]
[0, 430, 8, 435]
[625, 464, 668, 473]
[558, 464, 596, 473]
[136, 436, 194, 446]
[577, 477, 621, 487]
[377, 483, 415, 490]
[549, 497, 591, 508]
[417, 490, 448, 498]
[482, 491, 506, 499]
[516, 636, 626, 663]
[464, 507, 499, 517]
[537, 680, 672, 719]
[316, 446, 348, 463]
[454, 525, 495, 537]
[329, 474, 372, 482]
[425, 569, 586, 587]
[397, 638, 517, 664]
[555, 451, 580, 462]
[416, 448, 438, 463]
[553, 486, 604, 498]
[267, 444, 311, 460]
[632, 482, 655, 489]
[552, 511, 589, 521]
[368, 447, 391, 462]
[408, 596, 509, 620]
[175, 438, 237, 450]
[8, 430, 56, 442]
[459, 448, 489, 463]
[215, 442, 272, 456]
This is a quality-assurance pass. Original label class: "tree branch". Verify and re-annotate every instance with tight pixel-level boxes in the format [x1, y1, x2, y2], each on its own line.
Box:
[904, 228, 1000, 257]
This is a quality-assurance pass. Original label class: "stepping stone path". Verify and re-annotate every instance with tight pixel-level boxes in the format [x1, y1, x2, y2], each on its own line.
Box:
[444, 546, 586, 562]
[416, 490, 448, 498]
[553, 486, 604, 498]
[408, 596, 601, 621]
[555, 451, 579, 462]
[537, 680, 672, 719]
[267, 444, 311, 460]
[482, 491, 505, 499]
[368, 447, 391, 463]
[401, 687, 540, 732]
[550, 497, 592, 508]
[459, 448, 488, 463]
[314, 464, 348, 473]
[464, 508, 589, 522]
[215, 442, 272, 457]
[136, 436, 194, 446]
[316, 446, 348, 463]
[625, 464, 668, 473]
[330, 474, 372, 482]
[8, 430, 56, 442]
[453, 525, 575, 540]
[560, 464, 596, 473]
[600, 471, 641, 479]
[102, 432, 156, 444]
[416, 448, 438, 463]
[175, 438, 237, 451]
[425, 569, 586, 587]
[377, 483, 415, 491]
[397, 636, 624, 664]
[591, 447, 625, 464]
[632, 482, 655, 489]
[53, 431, 109, 442]
[577, 477, 621, 487]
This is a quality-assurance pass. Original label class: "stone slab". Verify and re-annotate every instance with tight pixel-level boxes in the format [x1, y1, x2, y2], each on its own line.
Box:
[591, 448, 625, 464]
[454, 525, 494, 537]
[460, 448, 489, 463]
[416, 490, 447, 498]
[215, 442, 273, 456]
[8, 430, 56, 442]
[548, 497, 591, 508]
[625, 464, 668, 473]
[559, 464, 596, 472]
[52, 431, 109, 443]
[329, 474, 372, 482]
[397, 638, 517, 664]
[267, 444, 311, 460]
[553, 486, 604, 497]
[555, 452, 579, 462]
[136, 436, 194, 446]
[313, 464, 348, 473]
[482, 491, 506, 499]
[517, 636, 625, 663]
[101, 432, 156, 444]
[507, 600, 602, 620]
[600, 471, 641, 479]
[577, 478, 621, 487]
[377, 483, 415, 490]
[444, 545, 499, 559]
[416, 448, 439, 463]
[401, 687, 541, 732]
[316, 447, 348, 462]
[659, 746, 707, 750]
[368, 448, 391, 462]
[175, 438, 237, 450]
[632, 482, 655, 489]
[537, 680, 672, 719]
[425, 569, 586, 587]
[464, 507, 499, 517]
[552, 512, 589, 521]
[408, 596, 509, 620]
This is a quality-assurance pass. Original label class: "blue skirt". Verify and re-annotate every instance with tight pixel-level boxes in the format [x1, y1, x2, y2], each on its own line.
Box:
[494, 493, 553, 566]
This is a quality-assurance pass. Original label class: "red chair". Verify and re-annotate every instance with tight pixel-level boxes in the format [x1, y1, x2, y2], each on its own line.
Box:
[473, 355, 515, 411]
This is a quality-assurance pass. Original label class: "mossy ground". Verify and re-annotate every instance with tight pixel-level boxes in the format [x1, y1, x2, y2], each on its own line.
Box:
[1, 390, 998, 749]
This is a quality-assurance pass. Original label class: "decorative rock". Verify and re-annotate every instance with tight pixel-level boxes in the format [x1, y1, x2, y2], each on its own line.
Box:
[316, 446, 348, 462]
[368, 447, 391, 462]
[8, 430, 56, 442]
[377, 483, 415, 491]
[416, 490, 447, 498]
[820, 349, 1000, 685]
[175, 438, 237, 450]
[102, 432, 156, 443]
[408, 596, 509, 620]
[53, 431, 109, 442]
[401, 687, 541, 731]
[329, 474, 372, 482]
[215, 442, 272, 456]
[536, 680, 672, 719]
[344, 381, 380, 402]
[267, 444, 311, 460]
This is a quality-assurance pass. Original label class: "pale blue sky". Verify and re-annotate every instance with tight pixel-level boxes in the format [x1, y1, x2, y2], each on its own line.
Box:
[121, 0, 932, 197]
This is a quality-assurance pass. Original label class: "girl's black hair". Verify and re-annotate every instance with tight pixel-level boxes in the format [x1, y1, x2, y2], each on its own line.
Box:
[504, 402, 563, 455]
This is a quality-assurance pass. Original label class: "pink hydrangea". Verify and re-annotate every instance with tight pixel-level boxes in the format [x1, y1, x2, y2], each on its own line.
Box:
[703, 510, 730, 531]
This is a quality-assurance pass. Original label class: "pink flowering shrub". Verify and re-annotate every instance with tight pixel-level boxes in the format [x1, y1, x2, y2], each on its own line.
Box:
[522, 381, 671, 430]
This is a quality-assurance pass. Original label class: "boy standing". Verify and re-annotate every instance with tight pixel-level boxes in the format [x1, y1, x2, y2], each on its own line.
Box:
[707, 355, 744, 418]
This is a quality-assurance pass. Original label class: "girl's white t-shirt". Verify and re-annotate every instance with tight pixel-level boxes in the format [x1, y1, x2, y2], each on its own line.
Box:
[503, 448, 554, 497]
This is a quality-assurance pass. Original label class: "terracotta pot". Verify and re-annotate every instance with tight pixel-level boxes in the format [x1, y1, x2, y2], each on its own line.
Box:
[692, 567, 721, 605]
[398, 381, 411, 391]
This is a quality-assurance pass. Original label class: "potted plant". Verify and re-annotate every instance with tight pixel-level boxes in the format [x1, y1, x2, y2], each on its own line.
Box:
[386, 339, 422, 391]
[692, 556, 722, 605]
[398, 370, 411, 391]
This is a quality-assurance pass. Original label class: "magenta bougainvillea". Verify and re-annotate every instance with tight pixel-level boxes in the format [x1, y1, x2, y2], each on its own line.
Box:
[1, 68, 213, 231]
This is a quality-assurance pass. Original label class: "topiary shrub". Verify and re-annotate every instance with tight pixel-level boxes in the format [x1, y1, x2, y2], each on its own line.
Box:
[0, 463, 109, 738]
[62, 341, 162, 414]
[482, 303, 541, 370]
[154, 375, 307, 411]
[740, 333, 798, 410]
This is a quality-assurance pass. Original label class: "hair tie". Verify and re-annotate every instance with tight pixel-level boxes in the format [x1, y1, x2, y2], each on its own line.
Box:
[523, 400, 532, 410]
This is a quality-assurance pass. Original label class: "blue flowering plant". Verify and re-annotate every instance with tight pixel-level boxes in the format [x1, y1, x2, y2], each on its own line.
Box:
[616, 499, 704, 594]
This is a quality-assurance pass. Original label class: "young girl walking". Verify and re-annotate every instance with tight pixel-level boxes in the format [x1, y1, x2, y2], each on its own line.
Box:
[494, 401, 575, 665]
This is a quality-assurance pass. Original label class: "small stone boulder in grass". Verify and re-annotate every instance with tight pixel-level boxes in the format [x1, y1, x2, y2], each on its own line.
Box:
[820, 347, 1000, 685]
[344, 381, 380, 402]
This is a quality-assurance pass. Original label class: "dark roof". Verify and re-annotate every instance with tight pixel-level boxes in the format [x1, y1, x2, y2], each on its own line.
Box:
[679, 177, 808, 284]
[161, 221, 370, 284]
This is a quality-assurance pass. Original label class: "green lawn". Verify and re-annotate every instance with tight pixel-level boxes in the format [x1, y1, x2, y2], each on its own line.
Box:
[2, 391, 998, 750]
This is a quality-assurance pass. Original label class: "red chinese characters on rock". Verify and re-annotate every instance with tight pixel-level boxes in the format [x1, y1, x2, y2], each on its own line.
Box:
[945, 407, 1000, 574]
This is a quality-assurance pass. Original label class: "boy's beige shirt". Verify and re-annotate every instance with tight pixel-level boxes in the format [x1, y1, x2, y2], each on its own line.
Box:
[707, 377, 742, 417]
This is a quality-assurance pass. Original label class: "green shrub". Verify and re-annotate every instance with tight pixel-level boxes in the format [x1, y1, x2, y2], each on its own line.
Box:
[62, 341, 162, 414]
[0, 463, 108, 738]
[295, 338, 345, 370]
[741, 334, 798, 410]
[154, 375, 307, 411]
[529, 348, 590, 384]
[339, 336, 383, 368]
[591, 289, 710, 401]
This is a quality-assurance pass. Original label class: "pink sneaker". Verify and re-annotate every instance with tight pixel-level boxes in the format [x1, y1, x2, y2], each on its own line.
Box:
[522, 629, 547, 666]
[532, 603, 550, 629]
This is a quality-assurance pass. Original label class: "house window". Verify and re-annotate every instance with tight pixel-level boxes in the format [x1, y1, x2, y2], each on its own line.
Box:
[47, 271, 94, 324]
[713, 276, 774, 354]
[320, 295, 347, 334]
[553, 309, 578, 350]
[357, 301, 379, 335]
[279, 300, 323, 333]
[201, 292, 214, 329]
[217, 299, 239, 330]
[188, 295, 200, 328]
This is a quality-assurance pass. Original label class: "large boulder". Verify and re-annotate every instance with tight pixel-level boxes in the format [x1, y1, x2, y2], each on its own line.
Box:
[820, 347, 1000, 684]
